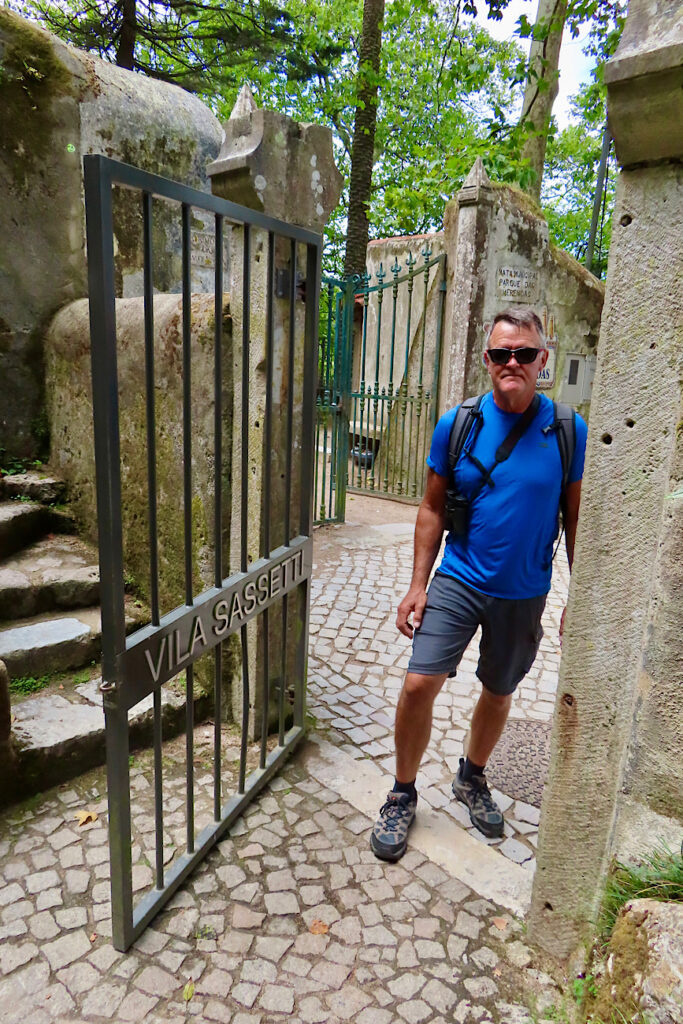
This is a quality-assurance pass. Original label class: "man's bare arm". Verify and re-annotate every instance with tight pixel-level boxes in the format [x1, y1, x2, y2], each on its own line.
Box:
[563, 479, 581, 570]
[396, 469, 448, 638]
[559, 478, 582, 642]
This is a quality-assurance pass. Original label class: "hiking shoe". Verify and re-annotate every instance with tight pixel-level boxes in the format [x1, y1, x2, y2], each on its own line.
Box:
[370, 791, 417, 861]
[451, 758, 504, 838]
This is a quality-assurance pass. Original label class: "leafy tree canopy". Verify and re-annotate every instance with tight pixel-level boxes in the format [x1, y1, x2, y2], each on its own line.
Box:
[235, 0, 533, 269]
[10, 0, 341, 92]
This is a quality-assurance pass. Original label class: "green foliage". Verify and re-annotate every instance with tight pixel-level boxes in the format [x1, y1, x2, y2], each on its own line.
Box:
[11, 0, 340, 93]
[540, 4, 626, 277]
[238, 0, 530, 271]
[0, 449, 42, 476]
[9, 675, 51, 695]
[598, 842, 683, 947]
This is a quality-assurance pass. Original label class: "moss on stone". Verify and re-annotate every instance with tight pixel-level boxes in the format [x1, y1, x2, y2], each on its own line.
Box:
[0, 9, 74, 189]
[588, 906, 650, 1023]
[490, 180, 546, 220]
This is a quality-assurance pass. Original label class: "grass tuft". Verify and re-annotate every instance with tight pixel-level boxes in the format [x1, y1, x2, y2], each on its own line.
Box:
[598, 842, 683, 946]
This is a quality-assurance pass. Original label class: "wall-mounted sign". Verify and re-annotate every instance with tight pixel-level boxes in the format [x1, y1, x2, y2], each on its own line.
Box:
[537, 341, 556, 389]
[497, 265, 540, 301]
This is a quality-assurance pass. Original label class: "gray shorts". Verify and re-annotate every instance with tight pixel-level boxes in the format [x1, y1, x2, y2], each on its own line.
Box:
[408, 572, 546, 696]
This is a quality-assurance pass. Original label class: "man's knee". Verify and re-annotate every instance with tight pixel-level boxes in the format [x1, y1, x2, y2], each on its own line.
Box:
[479, 686, 513, 710]
[400, 672, 446, 704]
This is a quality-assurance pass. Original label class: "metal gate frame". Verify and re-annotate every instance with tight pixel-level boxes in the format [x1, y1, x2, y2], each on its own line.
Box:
[347, 249, 446, 502]
[314, 248, 446, 524]
[314, 275, 354, 524]
[84, 155, 322, 951]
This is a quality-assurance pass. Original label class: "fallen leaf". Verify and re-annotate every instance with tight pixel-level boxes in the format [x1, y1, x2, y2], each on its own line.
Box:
[75, 810, 98, 827]
[309, 919, 329, 935]
[493, 966, 503, 976]
[491, 917, 508, 931]
[58, 684, 64, 690]
[183, 981, 195, 1002]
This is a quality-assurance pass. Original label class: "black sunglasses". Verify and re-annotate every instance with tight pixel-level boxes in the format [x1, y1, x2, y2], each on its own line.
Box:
[486, 347, 542, 366]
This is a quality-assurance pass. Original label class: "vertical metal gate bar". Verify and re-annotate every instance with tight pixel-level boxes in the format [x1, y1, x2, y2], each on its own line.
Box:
[213, 214, 224, 819]
[370, 267, 384, 491]
[385, 261, 400, 493]
[329, 289, 341, 520]
[261, 231, 275, 769]
[357, 281, 369, 488]
[83, 156, 131, 951]
[142, 191, 166, 884]
[399, 257, 415, 495]
[181, 203, 193, 607]
[186, 663, 194, 853]
[239, 225, 252, 795]
[296, 242, 320, 729]
[431, 266, 446, 430]
[181, 203, 195, 854]
[280, 239, 297, 746]
[142, 192, 160, 625]
[153, 689, 164, 887]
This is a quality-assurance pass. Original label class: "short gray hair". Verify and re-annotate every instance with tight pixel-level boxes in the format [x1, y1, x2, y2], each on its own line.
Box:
[486, 308, 546, 347]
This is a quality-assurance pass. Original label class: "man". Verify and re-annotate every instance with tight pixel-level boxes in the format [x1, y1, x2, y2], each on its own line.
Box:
[370, 307, 587, 861]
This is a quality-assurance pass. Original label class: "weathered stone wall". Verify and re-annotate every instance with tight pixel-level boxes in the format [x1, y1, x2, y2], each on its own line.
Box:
[0, 9, 222, 461]
[441, 158, 605, 419]
[45, 294, 236, 699]
[46, 295, 232, 612]
[529, 0, 683, 960]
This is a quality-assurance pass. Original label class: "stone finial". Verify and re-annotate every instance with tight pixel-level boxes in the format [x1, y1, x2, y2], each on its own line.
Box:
[463, 156, 493, 189]
[230, 84, 257, 120]
[207, 100, 342, 232]
[458, 157, 494, 207]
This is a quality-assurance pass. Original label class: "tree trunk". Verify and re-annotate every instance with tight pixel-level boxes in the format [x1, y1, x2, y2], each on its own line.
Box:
[520, 0, 567, 202]
[116, 0, 137, 70]
[344, 0, 385, 278]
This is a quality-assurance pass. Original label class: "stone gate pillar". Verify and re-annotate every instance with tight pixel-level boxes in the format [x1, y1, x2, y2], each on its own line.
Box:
[207, 86, 342, 734]
[528, 0, 683, 960]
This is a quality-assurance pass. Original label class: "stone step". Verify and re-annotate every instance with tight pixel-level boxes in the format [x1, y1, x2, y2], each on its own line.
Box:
[0, 602, 147, 678]
[8, 676, 209, 802]
[0, 535, 100, 620]
[0, 469, 67, 504]
[0, 500, 74, 560]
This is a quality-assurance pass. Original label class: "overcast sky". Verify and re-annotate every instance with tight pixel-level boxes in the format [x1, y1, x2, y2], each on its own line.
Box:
[474, 1, 594, 128]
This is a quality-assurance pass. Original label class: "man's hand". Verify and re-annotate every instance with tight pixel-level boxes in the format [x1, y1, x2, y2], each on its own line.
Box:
[397, 586, 428, 638]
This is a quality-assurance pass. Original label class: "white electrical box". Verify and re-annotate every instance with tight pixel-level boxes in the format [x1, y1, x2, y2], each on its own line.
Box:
[561, 353, 597, 405]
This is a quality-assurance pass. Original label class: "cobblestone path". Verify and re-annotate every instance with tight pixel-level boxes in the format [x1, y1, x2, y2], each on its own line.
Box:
[309, 517, 570, 870]
[0, 738, 564, 1024]
[0, 502, 573, 1023]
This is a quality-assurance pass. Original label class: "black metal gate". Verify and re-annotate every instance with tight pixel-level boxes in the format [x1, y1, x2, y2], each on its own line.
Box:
[84, 155, 321, 951]
[314, 246, 446, 523]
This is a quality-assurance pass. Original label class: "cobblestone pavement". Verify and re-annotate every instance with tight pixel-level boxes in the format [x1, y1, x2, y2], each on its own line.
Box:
[0, 735, 566, 1024]
[0, 500, 574, 1023]
[308, 514, 571, 870]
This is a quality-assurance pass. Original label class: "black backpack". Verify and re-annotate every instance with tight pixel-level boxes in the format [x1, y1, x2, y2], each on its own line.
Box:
[447, 394, 577, 521]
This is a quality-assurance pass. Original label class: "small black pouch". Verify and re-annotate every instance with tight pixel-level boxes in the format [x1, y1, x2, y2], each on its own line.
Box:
[445, 492, 470, 536]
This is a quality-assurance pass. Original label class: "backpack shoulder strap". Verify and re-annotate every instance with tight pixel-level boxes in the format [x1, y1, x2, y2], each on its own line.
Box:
[448, 394, 484, 474]
[552, 400, 577, 494]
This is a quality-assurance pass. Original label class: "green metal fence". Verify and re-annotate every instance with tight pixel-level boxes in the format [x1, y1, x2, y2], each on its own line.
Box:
[314, 247, 446, 524]
[314, 276, 353, 525]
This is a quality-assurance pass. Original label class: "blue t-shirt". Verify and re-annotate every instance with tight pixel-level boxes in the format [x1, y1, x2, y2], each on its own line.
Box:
[427, 391, 587, 599]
